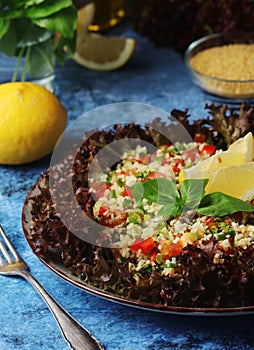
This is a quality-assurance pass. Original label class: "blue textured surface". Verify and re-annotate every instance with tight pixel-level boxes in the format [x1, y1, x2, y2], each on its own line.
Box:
[1, 26, 254, 350]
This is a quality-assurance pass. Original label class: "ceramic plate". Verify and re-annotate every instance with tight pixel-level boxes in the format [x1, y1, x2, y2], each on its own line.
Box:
[22, 177, 254, 317]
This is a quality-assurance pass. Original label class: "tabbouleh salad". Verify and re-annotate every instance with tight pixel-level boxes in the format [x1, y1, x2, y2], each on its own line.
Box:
[90, 141, 254, 281]
[26, 106, 254, 309]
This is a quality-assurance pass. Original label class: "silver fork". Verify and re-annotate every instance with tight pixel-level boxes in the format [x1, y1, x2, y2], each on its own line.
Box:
[0, 225, 105, 350]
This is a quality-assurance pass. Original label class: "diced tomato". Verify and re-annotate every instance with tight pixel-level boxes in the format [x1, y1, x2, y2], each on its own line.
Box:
[147, 171, 167, 180]
[224, 219, 232, 225]
[182, 150, 197, 163]
[116, 168, 138, 177]
[205, 217, 214, 225]
[121, 188, 128, 197]
[162, 154, 183, 166]
[172, 165, 180, 174]
[91, 182, 110, 198]
[150, 248, 159, 262]
[161, 155, 169, 165]
[116, 170, 127, 176]
[98, 205, 109, 216]
[170, 158, 184, 174]
[194, 133, 206, 143]
[130, 237, 155, 255]
[139, 237, 155, 255]
[159, 240, 182, 258]
[130, 237, 143, 251]
[121, 186, 134, 199]
[200, 144, 216, 157]
[140, 155, 151, 164]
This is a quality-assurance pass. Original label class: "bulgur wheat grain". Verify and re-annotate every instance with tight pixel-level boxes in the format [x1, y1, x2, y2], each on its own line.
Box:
[190, 44, 254, 98]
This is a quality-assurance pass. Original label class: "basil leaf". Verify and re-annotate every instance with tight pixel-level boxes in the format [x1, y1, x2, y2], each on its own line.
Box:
[25, 0, 72, 18]
[24, 0, 46, 7]
[131, 182, 144, 205]
[0, 18, 10, 39]
[180, 179, 208, 210]
[132, 178, 179, 206]
[198, 192, 254, 216]
[155, 178, 179, 205]
[0, 9, 23, 20]
[13, 18, 51, 47]
[7, 0, 27, 9]
[23, 0, 45, 8]
[157, 197, 183, 217]
[32, 7, 77, 37]
[0, 21, 17, 55]
[0, 0, 76, 67]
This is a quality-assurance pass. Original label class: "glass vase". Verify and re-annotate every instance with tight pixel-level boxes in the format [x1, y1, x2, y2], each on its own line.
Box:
[0, 31, 55, 92]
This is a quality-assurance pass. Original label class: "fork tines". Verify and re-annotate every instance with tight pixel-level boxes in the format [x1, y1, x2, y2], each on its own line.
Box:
[0, 225, 21, 265]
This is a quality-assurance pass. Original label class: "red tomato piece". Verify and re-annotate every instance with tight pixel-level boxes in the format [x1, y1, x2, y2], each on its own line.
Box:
[140, 155, 151, 164]
[130, 237, 155, 255]
[170, 158, 184, 174]
[116, 170, 127, 176]
[161, 155, 170, 165]
[182, 150, 197, 163]
[200, 144, 216, 157]
[205, 217, 214, 225]
[147, 171, 167, 179]
[98, 205, 109, 216]
[140, 237, 156, 254]
[121, 186, 134, 199]
[159, 241, 182, 258]
[224, 219, 232, 225]
[91, 182, 110, 198]
[150, 248, 159, 262]
[130, 238, 143, 251]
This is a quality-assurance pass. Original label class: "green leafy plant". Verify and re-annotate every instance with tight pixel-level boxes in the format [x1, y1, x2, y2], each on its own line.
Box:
[131, 178, 254, 218]
[0, 0, 77, 81]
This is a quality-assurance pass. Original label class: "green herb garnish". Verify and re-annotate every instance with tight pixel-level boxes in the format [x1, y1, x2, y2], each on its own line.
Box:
[198, 192, 254, 216]
[0, 0, 77, 80]
[131, 178, 254, 218]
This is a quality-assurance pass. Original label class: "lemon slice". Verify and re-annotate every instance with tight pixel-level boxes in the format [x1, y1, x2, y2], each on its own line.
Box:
[180, 132, 254, 181]
[73, 2, 136, 71]
[227, 132, 254, 161]
[205, 162, 254, 200]
[73, 31, 136, 71]
[76, 3, 95, 34]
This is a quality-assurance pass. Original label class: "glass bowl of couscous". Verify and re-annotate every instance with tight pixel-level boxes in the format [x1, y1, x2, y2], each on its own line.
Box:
[185, 32, 254, 99]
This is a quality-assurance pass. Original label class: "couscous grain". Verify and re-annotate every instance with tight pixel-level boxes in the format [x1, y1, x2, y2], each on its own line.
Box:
[190, 44, 254, 97]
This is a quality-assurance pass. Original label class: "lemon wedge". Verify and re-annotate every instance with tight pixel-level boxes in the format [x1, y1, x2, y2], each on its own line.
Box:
[227, 131, 254, 161]
[73, 31, 136, 71]
[205, 162, 254, 201]
[76, 3, 95, 35]
[179, 132, 254, 200]
[73, 3, 136, 71]
[181, 132, 254, 181]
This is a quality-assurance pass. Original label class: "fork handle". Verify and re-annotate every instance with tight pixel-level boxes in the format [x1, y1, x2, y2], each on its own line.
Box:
[20, 270, 105, 350]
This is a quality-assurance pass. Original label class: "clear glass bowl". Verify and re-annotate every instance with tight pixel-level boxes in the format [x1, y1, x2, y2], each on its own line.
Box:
[185, 32, 254, 100]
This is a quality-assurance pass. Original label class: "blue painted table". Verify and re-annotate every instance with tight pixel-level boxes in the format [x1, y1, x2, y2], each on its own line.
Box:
[0, 26, 254, 350]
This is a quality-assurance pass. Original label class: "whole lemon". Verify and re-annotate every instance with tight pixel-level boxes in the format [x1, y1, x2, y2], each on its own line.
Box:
[0, 82, 67, 165]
